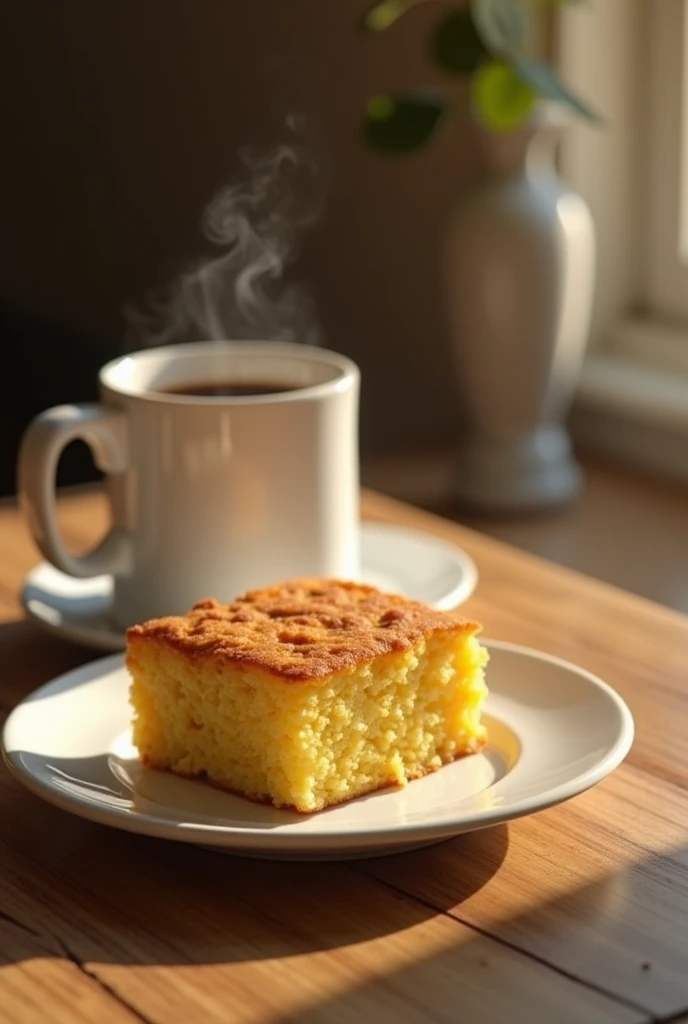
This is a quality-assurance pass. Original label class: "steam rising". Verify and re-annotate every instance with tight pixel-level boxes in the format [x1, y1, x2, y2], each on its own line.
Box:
[126, 119, 323, 347]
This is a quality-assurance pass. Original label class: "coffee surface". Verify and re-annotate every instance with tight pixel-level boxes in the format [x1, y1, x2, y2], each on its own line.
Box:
[159, 381, 296, 397]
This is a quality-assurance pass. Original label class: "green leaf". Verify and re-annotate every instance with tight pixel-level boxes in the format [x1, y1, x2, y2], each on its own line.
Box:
[431, 10, 489, 75]
[359, 0, 426, 31]
[363, 90, 446, 152]
[470, 0, 532, 56]
[513, 57, 601, 122]
[472, 60, 537, 130]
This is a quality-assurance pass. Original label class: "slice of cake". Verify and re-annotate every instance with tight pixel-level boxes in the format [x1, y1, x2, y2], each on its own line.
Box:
[126, 578, 489, 813]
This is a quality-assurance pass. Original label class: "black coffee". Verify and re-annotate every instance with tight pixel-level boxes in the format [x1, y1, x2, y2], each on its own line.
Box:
[160, 381, 297, 397]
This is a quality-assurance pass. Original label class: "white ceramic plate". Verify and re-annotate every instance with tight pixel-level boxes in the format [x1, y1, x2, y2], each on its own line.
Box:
[20, 521, 478, 652]
[1, 642, 634, 861]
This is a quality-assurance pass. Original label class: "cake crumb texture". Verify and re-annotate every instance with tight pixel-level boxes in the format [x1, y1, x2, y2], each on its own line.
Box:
[127, 578, 489, 813]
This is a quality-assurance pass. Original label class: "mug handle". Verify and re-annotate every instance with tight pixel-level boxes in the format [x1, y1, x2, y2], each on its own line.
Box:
[18, 403, 132, 579]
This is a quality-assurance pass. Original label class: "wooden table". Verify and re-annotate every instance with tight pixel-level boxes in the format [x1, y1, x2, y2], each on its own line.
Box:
[1, 488, 687, 1024]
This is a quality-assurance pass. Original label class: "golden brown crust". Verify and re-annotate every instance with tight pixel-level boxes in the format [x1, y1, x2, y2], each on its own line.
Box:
[126, 578, 481, 681]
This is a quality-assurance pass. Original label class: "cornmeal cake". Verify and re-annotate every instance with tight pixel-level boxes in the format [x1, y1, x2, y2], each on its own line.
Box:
[126, 579, 489, 813]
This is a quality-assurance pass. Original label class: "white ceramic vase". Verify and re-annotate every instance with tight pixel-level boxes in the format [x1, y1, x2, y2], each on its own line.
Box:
[444, 105, 596, 511]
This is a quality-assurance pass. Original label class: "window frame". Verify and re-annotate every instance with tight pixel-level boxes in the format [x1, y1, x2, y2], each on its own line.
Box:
[555, 0, 688, 481]
[644, 0, 688, 318]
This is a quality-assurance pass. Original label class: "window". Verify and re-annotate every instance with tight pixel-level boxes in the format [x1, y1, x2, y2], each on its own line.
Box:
[645, 0, 688, 323]
[555, 0, 688, 480]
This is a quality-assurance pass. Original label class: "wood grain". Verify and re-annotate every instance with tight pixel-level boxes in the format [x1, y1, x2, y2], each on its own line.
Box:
[360, 765, 688, 1016]
[0, 753, 639, 1024]
[0, 921, 139, 1024]
[2, 487, 688, 1021]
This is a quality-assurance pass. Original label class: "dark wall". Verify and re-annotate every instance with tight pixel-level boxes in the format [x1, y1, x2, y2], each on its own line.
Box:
[0, 0, 484, 496]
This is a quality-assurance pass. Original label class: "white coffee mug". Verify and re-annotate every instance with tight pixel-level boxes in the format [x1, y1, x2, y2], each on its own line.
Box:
[18, 341, 360, 628]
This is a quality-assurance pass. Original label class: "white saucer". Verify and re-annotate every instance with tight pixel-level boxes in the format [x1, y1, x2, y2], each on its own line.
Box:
[20, 522, 479, 652]
[1, 642, 633, 861]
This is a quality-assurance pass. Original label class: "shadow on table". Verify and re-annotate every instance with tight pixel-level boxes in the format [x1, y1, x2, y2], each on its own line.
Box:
[0, 779, 509, 962]
[4, 798, 685, 1021]
[328, 834, 688, 1022]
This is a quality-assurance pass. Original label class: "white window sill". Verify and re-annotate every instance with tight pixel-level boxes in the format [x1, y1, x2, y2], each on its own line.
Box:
[572, 319, 688, 483]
